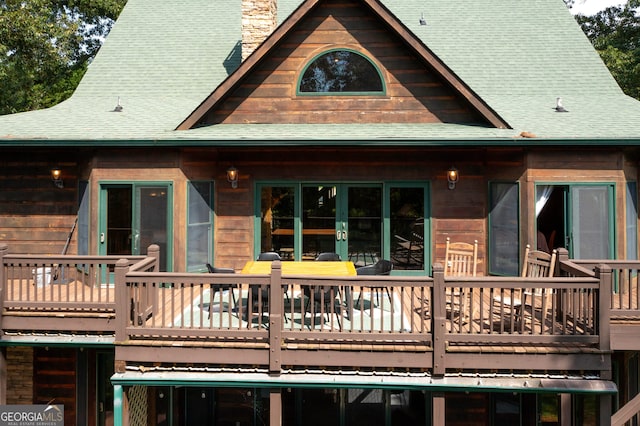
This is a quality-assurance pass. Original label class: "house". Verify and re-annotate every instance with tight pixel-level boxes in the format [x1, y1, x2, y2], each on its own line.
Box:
[1, 0, 640, 424]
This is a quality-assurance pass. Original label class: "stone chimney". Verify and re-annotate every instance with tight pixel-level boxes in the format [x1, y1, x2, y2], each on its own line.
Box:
[242, 0, 278, 61]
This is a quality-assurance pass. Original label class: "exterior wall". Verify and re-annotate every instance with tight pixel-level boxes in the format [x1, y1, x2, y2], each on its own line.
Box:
[6, 347, 33, 405]
[205, 0, 484, 125]
[0, 149, 80, 255]
[0, 146, 636, 273]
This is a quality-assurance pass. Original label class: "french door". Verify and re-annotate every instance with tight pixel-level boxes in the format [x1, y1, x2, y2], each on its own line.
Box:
[257, 182, 429, 272]
[258, 184, 382, 266]
[301, 184, 382, 266]
[99, 183, 173, 272]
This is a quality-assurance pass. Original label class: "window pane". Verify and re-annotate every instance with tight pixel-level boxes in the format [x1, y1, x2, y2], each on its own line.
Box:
[261, 186, 295, 260]
[300, 50, 383, 93]
[571, 186, 611, 259]
[347, 186, 382, 267]
[188, 181, 212, 225]
[627, 182, 637, 260]
[390, 187, 424, 270]
[345, 389, 385, 426]
[187, 182, 212, 272]
[489, 182, 519, 275]
[302, 186, 336, 260]
[77, 181, 89, 256]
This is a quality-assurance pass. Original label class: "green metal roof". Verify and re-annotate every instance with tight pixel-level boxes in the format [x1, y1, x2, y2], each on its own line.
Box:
[1, 0, 639, 145]
[112, 370, 618, 394]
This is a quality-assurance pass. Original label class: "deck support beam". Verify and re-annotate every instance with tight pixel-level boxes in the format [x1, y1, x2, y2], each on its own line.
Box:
[432, 392, 445, 426]
[269, 388, 282, 426]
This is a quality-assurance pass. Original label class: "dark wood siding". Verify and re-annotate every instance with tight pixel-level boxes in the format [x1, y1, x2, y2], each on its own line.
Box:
[0, 150, 80, 254]
[202, 0, 486, 125]
[34, 347, 76, 426]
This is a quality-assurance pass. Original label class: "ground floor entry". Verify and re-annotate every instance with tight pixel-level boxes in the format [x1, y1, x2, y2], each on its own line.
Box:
[120, 385, 604, 426]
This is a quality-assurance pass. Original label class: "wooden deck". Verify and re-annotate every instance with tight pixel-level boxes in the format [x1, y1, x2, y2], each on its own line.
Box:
[1, 245, 638, 377]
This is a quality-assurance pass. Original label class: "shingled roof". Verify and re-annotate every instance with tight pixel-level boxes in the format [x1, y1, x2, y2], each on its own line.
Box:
[0, 0, 639, 145]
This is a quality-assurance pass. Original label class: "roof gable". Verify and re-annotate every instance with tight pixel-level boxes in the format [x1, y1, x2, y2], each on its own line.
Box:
[177, 0, 509, 130]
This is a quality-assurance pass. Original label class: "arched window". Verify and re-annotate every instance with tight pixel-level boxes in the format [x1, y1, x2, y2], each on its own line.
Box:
[298, 49, 385, 94]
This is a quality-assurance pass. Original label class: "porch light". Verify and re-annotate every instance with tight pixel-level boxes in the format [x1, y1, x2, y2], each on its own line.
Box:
[447, 167, 459, 190]
[226, 166, 239, 189]
[51, 168, 63, 189]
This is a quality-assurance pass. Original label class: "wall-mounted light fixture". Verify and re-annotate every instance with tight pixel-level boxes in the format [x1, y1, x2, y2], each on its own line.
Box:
[51, 168, 64, 189]
[226, 166, 239, 189]
[447, 166, 459, 190]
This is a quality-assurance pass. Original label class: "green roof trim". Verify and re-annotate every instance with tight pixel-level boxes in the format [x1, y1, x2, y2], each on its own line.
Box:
[111, 371, 618, 394]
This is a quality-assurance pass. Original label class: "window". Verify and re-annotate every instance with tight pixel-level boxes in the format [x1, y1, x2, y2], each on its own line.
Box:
[488, 182, 520, 276]
[187, 181, 214, 272]
[389, 185, 427, 271]
[77, 181, 89, 256]
[626, 182, 637, 260]
[298, 49, 384, 94]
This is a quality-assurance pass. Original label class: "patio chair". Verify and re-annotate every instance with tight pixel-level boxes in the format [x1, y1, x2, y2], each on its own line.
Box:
[252, 252, 291, 322]
[304, 252, 343, 326]
[444, 238, 479, 323]
[355, 259, 393, 308]
[257, 252, 281, 261]
[493, 245, 557, 331]
[315, 252, 341, 261]
[205, 264, 237, 315]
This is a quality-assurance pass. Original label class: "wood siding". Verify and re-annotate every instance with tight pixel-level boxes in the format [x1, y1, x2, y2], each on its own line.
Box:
[202, 0, 486, 125]
[0, 150, 80, 255]
[1, 146, 636, 274]
[34, 347, 76, 426]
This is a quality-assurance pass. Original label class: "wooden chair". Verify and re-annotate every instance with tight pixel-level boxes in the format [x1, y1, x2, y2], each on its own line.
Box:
[444, 238, 478, 277]
[444, 238, 479, 323]
[494, 245, 557, 331]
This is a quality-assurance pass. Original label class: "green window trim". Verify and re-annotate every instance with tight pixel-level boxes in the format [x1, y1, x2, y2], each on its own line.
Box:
[297, 48, 386, 96]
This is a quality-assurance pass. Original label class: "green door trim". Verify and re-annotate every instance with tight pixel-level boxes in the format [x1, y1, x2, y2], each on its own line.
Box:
[98, 181, 174, 271]
[253, 181, 431, 274]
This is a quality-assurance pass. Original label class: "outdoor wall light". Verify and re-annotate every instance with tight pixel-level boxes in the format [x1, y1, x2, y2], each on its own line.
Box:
[226, 166, 239, 189]
[447, 166, 459, 190]
[51, 168, 64, 189]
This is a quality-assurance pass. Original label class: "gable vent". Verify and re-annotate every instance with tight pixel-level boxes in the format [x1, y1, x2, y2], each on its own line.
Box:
[242, 0, 278, 61]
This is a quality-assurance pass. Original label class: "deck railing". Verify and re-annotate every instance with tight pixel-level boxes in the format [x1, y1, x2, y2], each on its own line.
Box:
[0, 242, 616, 374]
[557, 248, 640, 318]
[0, 243, 158, 334]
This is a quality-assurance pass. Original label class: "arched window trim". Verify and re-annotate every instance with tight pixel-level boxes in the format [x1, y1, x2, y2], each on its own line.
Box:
[296, 48, 386, 96]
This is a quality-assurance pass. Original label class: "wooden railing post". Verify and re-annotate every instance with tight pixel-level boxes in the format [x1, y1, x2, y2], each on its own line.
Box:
[269, 260, 283, 375]
[114, 259, 131, 343]
[0, 244, 7, 405]
[0, 244, 8, 334]
[147, 244, 160, 272]
[432, 263, 446, 377]
[145, 244, 160, 322]
[595, 264, 612, 371]
[556, 247, 569, 276]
